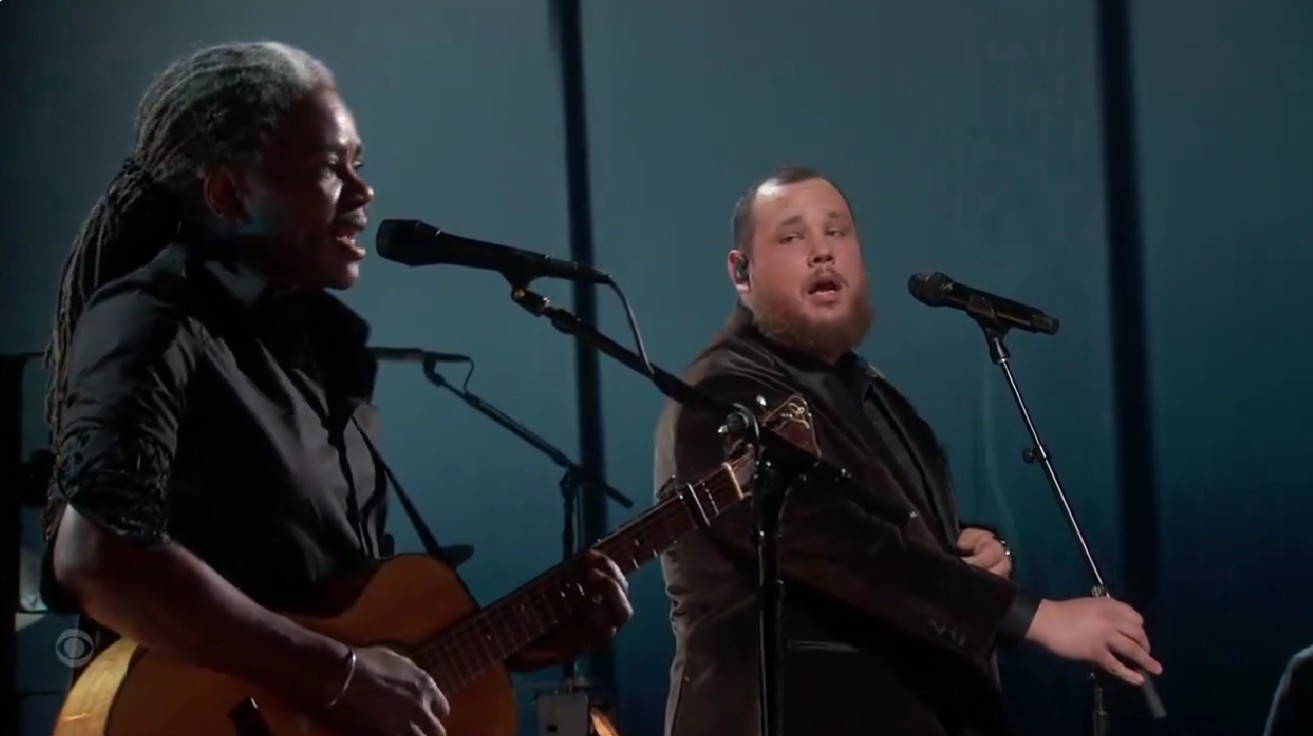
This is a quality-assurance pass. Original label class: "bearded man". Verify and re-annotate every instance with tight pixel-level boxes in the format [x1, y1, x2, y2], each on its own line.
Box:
[653, 166, 1161, 736]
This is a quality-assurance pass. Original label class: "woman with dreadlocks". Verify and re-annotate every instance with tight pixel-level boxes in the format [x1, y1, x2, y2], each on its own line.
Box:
[41, 42, 630, 736]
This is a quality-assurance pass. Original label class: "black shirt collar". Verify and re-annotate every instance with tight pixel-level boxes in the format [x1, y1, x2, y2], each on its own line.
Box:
[174, 235, 291, 312]
[172, 238, 377, 401]
[205, 252, 280, 310]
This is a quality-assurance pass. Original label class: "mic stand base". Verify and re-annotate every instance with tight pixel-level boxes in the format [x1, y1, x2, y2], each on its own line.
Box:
[975, 319, 1165, 735]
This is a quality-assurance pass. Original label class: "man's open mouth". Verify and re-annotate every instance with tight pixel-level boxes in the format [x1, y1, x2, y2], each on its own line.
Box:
[808, 276, 842, 295]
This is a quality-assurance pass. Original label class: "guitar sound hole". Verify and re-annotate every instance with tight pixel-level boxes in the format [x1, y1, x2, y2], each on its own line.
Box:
[228, 698, 274, 736]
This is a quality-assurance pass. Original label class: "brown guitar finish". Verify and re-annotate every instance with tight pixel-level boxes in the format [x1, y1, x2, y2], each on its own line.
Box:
[51, 394, 818, 736]
[56, 556, 514, 736]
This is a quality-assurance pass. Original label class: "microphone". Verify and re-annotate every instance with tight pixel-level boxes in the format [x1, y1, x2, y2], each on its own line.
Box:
[369, 347, 472, 364]
[375, 219, 612, 286]
[908, 272, 1060, 335]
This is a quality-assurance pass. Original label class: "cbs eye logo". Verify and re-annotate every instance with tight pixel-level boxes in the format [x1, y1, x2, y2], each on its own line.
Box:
[54, 629, 95, 668]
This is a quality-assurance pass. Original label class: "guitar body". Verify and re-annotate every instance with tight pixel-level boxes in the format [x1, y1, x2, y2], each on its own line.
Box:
[53, 555, 517, 736]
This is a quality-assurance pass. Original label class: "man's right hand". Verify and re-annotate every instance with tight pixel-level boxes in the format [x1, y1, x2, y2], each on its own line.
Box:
[1026, 598, 1164, 686]
[322, 646, 451, 736]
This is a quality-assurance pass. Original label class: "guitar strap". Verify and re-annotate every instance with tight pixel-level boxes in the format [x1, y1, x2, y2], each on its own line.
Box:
[352, 417, 445, 560]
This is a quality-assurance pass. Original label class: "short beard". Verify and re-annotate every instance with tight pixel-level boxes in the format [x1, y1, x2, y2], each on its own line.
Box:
[750, 286, 874, 361]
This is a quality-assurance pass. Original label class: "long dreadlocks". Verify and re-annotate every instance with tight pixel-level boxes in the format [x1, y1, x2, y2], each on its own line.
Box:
[43, 41, 334, 437]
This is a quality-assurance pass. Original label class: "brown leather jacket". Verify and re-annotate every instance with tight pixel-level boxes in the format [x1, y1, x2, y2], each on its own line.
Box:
[654, 308, 1037, 736]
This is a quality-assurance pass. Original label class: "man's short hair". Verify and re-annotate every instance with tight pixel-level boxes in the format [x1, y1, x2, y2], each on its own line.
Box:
[729, 166, 853, 254]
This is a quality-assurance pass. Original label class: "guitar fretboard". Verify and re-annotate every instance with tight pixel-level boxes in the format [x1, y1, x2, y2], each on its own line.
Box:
[413, 454, 752, 692]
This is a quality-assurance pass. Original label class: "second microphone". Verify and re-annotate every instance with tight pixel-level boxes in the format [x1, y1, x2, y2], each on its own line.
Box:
[375, 219, 613, 286]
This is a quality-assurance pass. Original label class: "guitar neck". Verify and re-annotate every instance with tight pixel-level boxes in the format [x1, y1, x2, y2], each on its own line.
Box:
[412, 455, 751, 692]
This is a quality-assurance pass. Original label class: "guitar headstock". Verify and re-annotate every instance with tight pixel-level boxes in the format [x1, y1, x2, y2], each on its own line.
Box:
[657, 393, 820, 525]
[721, 392, 818, 458]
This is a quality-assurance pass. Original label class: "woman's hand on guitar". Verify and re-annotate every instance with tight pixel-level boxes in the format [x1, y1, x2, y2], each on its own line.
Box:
[507, 550, 633, 672]
[326, 645, 450, 736]
[576, 550, 633, 641]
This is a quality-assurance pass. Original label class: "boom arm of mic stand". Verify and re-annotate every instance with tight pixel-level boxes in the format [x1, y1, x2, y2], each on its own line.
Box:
[506, 287, 898, 515]
[419, 360, 633, 509]
[974, 318, 1165, 729]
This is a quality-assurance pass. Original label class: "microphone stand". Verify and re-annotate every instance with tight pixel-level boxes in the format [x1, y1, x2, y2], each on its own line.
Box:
[504, 285, 910, 736]
[969, 317, 1166, 735]
[419, 359, 633, 683]
[735, 407, 790, 736]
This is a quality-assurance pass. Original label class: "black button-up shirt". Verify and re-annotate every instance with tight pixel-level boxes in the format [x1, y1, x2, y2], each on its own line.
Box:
[43, 241, 388, 613]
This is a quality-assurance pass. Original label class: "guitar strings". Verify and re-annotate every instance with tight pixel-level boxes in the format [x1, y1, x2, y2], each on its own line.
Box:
[415, 459, 752, 692]
[421, 499, 692, 690]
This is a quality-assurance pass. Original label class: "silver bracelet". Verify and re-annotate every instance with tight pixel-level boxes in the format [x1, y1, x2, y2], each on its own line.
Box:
[324, 647, 358, 709]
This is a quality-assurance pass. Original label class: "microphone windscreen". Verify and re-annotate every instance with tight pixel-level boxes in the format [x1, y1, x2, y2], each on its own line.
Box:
[907, 272, 951, 306]
[375, 219, 433, 265]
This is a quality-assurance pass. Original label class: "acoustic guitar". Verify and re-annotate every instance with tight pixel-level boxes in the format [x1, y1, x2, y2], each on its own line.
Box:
[51, 394, 816, 736]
